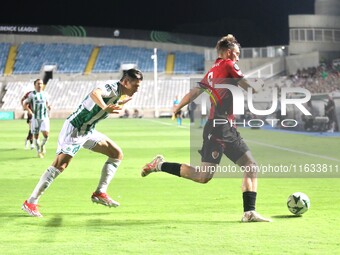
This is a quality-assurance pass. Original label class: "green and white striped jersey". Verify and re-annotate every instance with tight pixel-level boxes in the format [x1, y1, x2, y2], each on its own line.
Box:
[67, 81, 122, 134]
[26, 90, 50, 120]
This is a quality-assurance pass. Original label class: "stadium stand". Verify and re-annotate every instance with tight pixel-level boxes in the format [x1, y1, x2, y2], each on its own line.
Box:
[1, 81, 35, 109]
[4, 45, 17, 75]
[45, 79, 97, 110]
[93, 46, 168, 73]
[1, 79, 190, 112]
[173, 51, 204, 74]
[13, 42, 93, 74]
[0, 43, 10, 75]
[127, 79, 190, 110]
[84, 47, 100, 75]
[286, 64, 340, 93]
[165, 53, 175, 74]
[2, 42, 205, 75]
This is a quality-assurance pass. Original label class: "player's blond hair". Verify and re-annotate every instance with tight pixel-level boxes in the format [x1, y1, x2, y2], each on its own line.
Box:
[216, 34, 240, 55]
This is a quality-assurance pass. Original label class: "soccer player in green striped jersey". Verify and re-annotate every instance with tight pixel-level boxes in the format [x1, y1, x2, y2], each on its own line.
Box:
[22, 69, 143, 217]
[24, 79, 51, 158]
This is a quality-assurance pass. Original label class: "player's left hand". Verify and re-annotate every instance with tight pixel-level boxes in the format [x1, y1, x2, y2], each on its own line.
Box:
[104, 104, 122, 114]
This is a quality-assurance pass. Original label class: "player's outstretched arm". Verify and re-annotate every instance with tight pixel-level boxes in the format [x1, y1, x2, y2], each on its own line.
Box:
[90, 88, 122, 114]
[174, 87, 203, 114]
[238, 78, 264, 93]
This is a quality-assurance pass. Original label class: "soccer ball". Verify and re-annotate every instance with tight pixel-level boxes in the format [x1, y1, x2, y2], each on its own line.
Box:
[287, 192, 310, 215]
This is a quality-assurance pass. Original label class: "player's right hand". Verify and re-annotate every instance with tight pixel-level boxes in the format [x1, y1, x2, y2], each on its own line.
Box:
[104, 104, 122, 114]
[251, 78, 264, 93]
[117, 96, 132, 105]
[173, 107, 180, 115]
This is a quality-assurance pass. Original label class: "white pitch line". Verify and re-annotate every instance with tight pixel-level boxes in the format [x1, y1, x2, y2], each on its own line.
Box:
[143, 118, 189, 128]
[246, 139, 340, 163]
[142, 119, 340, 162]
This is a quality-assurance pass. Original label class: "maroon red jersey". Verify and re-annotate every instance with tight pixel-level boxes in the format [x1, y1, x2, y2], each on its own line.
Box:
[22, 91, 33, 111]
[200, 58, 244, 121]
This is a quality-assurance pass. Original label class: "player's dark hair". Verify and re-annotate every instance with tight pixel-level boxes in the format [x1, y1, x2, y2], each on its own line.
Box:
[121, 68, 143, 81]
[216, 34, 240, 55]
[34, 79, 42, 85]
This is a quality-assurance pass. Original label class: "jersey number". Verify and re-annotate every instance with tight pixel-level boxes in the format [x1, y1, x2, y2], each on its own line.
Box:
[105, 84, 112, 92]
[207, 72, 213, 87]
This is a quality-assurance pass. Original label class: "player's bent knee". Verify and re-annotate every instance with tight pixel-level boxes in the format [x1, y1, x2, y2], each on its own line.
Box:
[53, 163, 68, 173]
[243, 162, 258, 178]
[112, 149, 123, 160]
[52, 154, 72, 173]
[107, 150, 123, 160]
[58, 165, 67, 172]
[194, 176, 212, 184]
[201, 177, 212, 183]
[106, 141, 123, 160]
[58, 160, 71, 172]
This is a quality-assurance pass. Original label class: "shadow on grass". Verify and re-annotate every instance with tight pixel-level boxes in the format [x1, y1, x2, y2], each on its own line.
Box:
[59, 212, 112, 216]
[86, 219, 237, 227]
[0, 148, 18, 151]
[2, 213, 32, 218]
[2, 213, 239, 227]
[1, 212, 111, 220]
[271, 215, 303, 218]
[46, 216, 63, 227]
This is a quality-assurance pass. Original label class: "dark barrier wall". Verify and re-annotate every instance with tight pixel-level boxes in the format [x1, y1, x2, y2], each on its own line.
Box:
[0, 24, 218, 47]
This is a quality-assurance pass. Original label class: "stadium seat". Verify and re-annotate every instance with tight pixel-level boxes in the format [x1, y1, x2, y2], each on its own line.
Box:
[0, 43, 11, 75]
[1, 79, 190, 111]
[13, 42, 93, 74]
[173, 51, 204, 74]
[93, 46, 167, 73]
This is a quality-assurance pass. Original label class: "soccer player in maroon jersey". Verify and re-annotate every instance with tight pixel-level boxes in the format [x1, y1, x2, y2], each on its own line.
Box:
[142, 34, 271, 222]
[21, 91, 34, 150]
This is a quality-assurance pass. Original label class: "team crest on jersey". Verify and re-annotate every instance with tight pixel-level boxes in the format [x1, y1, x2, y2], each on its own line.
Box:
[233, 63, 240, 71]
[212, 151, 219, 159]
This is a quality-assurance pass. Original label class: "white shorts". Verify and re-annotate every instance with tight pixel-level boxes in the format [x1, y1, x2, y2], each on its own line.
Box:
[56, 120, 107, 157]
[31, 118, 50, 134]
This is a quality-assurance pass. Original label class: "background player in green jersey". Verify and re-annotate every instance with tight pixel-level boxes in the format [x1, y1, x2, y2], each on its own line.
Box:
[24, 79, 51, 158]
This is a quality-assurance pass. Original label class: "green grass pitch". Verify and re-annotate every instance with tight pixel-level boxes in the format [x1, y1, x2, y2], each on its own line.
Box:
[0, 118, 339, 255]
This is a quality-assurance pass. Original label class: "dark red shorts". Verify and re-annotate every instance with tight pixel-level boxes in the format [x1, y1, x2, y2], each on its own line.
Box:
[199, 120, 249, 164]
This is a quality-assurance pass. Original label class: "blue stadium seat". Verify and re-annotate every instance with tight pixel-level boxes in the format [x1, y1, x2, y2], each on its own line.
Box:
[9, 42, 204, 74]
[93, 46, 167, 73]
[0, 43, 11, 75]
[173, 51, 204, 74]
[13, 42, 93, 74]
